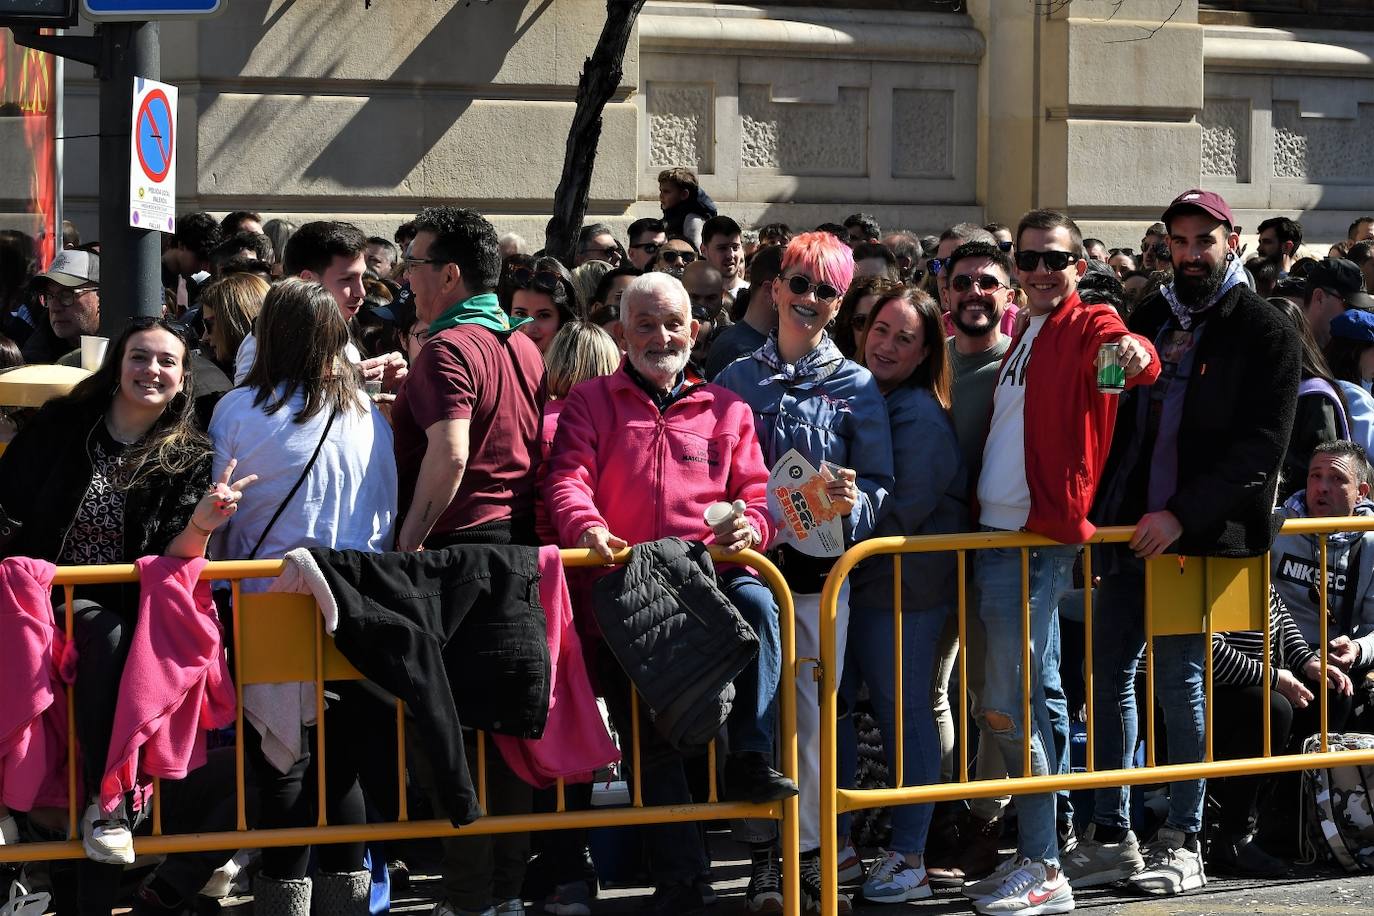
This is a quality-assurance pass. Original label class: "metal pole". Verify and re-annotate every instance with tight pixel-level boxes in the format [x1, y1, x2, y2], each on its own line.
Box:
[97, 20, 161, 334]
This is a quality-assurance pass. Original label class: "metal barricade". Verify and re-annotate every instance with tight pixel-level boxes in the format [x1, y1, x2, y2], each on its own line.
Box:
[0, 547, 801, 916]
[815, 519, 1374, 916]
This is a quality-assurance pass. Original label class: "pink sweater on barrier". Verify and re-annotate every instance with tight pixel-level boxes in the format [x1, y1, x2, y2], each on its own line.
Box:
[101, 556, 236, 813]
[0, 557, 71, 811]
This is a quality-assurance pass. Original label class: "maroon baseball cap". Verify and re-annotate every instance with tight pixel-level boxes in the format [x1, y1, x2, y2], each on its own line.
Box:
[1161, 189, 1235, 230]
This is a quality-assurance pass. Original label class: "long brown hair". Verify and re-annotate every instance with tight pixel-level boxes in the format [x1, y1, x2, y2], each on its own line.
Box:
[199, 272, 268, 366]
[834, 276, 901, 358]
[57, 316, 209, 486]
[861, 285, 953, 411]
[245, 278, 363, 422]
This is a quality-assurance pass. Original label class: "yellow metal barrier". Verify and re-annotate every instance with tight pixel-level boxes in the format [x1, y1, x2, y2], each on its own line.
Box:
[0, 548, 801, 916]
[816, 519, 1374, 916]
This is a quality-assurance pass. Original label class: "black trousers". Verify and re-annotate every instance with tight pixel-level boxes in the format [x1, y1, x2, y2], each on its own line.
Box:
[1210, 683, 1294, 835]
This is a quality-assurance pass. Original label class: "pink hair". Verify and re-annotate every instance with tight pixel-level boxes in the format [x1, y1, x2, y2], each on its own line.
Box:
[780, 231, 854, 294]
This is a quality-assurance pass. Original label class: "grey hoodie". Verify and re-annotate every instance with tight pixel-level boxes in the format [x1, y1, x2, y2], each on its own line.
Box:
[1270, 492, 1374, 671]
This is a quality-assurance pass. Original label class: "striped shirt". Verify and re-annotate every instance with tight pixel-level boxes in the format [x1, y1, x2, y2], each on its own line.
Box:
[1211, 588, 1319, 688]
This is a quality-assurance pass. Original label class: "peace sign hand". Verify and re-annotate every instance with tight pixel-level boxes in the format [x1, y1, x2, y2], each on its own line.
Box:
[191, 459, 260, 535]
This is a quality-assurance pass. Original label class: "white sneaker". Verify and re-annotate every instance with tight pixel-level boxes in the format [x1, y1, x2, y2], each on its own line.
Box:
[974, 860, 1074, 915]
[1128, 826, 1206, 896]
[861, 850, 932, 903]
[80, 801, 134, 865]
[962, 855, 1029, 899]
[1061, 823, 1144, 888]
[836, 844, 864, 883]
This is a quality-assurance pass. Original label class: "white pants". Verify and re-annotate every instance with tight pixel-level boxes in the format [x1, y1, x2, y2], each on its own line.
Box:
[793, 583, 850, 854]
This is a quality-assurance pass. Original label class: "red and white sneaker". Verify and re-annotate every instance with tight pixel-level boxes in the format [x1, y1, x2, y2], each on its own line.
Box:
[974, 860, 1074, 915]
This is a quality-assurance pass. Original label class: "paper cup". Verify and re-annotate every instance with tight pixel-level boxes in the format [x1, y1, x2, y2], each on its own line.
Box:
[80, 335, 109, 371]
[703, 501, 735, 528]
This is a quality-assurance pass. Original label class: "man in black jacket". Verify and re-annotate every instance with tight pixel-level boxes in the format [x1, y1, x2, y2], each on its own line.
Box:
[1065, 190, 1300, 896]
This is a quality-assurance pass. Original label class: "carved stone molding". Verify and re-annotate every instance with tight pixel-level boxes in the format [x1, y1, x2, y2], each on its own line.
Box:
[647, 82, 712, 171]
[1200, 98, 1250, 180]
[738, 84, 867, 174]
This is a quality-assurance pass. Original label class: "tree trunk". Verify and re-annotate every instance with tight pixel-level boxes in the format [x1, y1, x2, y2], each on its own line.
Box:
[543, 0, 645, 266]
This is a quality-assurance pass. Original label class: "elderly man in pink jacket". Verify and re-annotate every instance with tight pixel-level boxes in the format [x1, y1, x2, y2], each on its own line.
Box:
[545, 271, 792, 916]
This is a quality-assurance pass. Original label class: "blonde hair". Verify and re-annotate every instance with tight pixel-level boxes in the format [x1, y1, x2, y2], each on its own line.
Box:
[199, 272, 269, 365]
[546, 321, 620, 399]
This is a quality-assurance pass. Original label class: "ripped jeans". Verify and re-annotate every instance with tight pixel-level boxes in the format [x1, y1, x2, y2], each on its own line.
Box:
[973, 531, 1076, 867]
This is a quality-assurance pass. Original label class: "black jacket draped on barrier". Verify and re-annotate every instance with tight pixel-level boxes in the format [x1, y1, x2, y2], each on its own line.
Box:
[592, 538, 758, 753]
[307, 545, 551, 826]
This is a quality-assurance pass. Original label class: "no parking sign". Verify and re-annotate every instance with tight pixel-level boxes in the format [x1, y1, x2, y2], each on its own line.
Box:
[129, 76, 176, 233]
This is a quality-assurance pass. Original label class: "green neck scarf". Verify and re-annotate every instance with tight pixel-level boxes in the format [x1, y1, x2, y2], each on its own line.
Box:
[427, 292, 529, 336]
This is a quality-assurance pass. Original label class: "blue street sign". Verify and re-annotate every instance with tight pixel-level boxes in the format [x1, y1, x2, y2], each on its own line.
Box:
[83, 0, 221, 19]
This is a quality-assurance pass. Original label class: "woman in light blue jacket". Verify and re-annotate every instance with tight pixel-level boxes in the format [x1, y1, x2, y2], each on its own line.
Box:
[715, 231, 893, 915]
[837, 285, 968, 903]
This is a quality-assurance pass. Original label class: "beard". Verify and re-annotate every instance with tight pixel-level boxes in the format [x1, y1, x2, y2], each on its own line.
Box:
[950, 301, 1000, 338]
[629, 344, 690, 386]
[1171, 255, 1230, 307]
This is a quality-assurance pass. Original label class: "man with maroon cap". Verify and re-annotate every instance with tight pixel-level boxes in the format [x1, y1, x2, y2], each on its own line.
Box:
[1064, 190, 1300, 894]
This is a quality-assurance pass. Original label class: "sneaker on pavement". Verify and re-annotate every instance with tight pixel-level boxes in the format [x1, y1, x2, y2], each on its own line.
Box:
[801, 853, 852, 916]
[1061, 823, 1145, 888]
[745, 853, 783, 913]
[974, 860, 1074, 915]
[81, 801, 134, 866]
[1128, 826, 1206, 896]
[962, 855, 1028, 900]
[543, 881, 592, 916]
[836, 844, 863, 884]
[861, 850, 932, 904]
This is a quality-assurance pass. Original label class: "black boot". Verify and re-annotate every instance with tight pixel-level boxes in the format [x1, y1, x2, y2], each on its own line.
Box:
[1209, 832, 1288, 878]
[723, 752, 798, 803]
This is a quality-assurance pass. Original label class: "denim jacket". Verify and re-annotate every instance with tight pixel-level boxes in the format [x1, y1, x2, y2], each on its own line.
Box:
[715, 334, 894, 588]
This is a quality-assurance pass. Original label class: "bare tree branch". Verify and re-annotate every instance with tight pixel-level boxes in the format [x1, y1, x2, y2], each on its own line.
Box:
[1105, 0, 1184, 42]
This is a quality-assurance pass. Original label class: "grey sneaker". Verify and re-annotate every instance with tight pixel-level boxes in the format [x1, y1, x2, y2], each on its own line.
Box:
[1062, 822, 1145, 888]
[961, 855, 1028, 900]
[1128, 826, 1206, 896]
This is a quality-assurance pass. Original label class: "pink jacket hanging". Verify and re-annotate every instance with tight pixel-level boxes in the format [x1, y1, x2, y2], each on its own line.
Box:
[101, 556, 236, 813]
[493, 546, 619, 787]
[0, 556, 71, 811]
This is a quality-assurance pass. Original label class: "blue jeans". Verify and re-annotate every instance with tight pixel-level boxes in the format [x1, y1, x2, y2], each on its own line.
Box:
[974, 536, 1076, 866]
[721, 568, 781, 756]
[1089, 552, 1207, 834]
[837, 603, 948, 855]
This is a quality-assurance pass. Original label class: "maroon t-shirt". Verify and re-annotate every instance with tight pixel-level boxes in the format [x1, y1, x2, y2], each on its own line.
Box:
[393, 323, 547, 535]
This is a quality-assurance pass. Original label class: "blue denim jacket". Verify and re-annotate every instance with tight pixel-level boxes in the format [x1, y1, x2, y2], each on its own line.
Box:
[714, 334, 894, 548]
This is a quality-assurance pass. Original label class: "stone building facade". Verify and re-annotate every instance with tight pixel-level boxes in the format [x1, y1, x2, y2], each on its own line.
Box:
[46, 0, 1374, 253]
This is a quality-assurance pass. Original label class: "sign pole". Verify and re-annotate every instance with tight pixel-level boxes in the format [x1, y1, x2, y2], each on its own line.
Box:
[98, 20, 161, 332]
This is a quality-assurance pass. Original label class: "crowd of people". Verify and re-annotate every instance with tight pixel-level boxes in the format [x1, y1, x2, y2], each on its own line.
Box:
[0, 175, 1371, 916]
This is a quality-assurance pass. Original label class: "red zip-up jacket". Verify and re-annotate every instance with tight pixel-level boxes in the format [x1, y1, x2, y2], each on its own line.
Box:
[989, 291, 1161, 545]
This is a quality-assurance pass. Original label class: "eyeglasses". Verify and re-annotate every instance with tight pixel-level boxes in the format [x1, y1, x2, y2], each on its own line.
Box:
[1154, 242, 1170, 259]
[927, 257, 947, 276]
[509, 266, 563, 293]
[1015, 249, 1076, 272]
[629, 242, 661, 256]
[403, 255, 449, 269]
[43, 286, 97, 307]
[659, 250, 698, 267]
[579, 246, 623, 263]
[784, 274, 841, 302]
[997, 240, 1014, 253]
[691, 304, 717, 321]
[951, 272, 1009, 293]
[908, 267, 926, 285]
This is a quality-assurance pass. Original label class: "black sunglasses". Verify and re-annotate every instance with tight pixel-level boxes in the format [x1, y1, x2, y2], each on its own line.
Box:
[509, 266, 563, 292]
[784, 274, 841, 303]
[908, 267, 926, 285]
[928, 257, 947, 276]
[659, 250, 698, 266]
[951, 272, 1009, 293]
[629, 242, 661, 255]
[691, 304, 717, 321]
[1015, 249, 1076, 272]
[997, 240, 1014, 253]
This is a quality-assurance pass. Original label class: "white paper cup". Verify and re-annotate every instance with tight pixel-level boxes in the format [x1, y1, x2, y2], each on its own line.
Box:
[703, 501, 735, 528]
[80, 335, 109, 371]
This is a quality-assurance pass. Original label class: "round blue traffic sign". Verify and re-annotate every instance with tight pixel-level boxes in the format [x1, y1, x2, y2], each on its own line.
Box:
[135, 88, 174, 182]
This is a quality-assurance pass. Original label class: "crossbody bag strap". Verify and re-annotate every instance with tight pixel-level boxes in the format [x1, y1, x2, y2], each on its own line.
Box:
[246, 408, 338, 561]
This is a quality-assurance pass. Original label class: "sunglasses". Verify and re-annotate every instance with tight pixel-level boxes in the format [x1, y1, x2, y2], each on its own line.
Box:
[691, 304, 717, 321]
[659, 250, 698, 266]
[951, 272, 1009, 293]
[927, 257, 947, 276]
[784, 274, 841, 303]
[509, 266, 563, 292]
[579, 245, 623, 263]
[997, 240, 1014, 253]
[909, 268, 926, 284]
[629, 242, 661, 256]
[1015, 249, 1076, 272]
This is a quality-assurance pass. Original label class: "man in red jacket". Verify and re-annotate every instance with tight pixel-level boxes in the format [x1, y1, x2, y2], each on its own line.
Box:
[963, 209, 1158, 916]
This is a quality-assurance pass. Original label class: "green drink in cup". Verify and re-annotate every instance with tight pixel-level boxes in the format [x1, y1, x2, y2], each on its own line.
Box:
[1097, 342, 1126, 394]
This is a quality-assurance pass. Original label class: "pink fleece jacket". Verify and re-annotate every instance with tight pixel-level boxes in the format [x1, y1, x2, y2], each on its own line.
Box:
[101, 556, 236, 813]
[492, 546, 620, 787]
[0, 557, 71, 811]
[543, 367, 776, 552]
